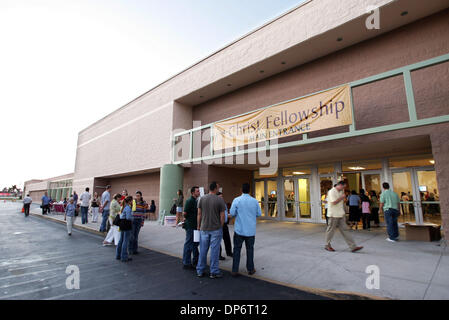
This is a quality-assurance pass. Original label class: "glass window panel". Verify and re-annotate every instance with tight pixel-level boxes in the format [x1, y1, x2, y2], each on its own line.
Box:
[283, 166, 311, 176]
[254, 170, 278, 179]
[389, 154, 434, 169]
[318, 164, 334, 174]
[342, 159, 382, 171]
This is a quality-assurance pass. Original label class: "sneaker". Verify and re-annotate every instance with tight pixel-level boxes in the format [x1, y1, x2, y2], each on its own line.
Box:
[209, 273, 223, 279]
[351, 246, 364, 252]
[197, 272, 205, 278]
[248, 269, 256, 276]
[324, 246, 336, 252]
[386, 238, 397, 243]
[68, 233, 71, 236]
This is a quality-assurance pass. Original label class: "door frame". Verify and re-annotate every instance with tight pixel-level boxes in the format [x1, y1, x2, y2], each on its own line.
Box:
[390, 166, 435, 224]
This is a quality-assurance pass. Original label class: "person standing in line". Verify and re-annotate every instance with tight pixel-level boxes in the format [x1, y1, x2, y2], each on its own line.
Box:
[174, 190, 184, 225]
[103, 194, 121, 246]
[129, 191, 148, 255]
[116, 196, 134, 262]
[325, 181, 363, 253]
[230, 183, 261, 277]
[73, 191, 78, 206]
[400, 192, 410, 217]
[148, 200, 156, 220]
[369, 190, 380, 227]
[348, 190, 361, 230]
[196, 181, 226, 279]
[64, 197, 76, 236]
[360, 189, 371, 230]
[79, 187, 91, 224]
[182, 186, 200, 269]
[23, 194, 32, 217]
[217, 192, 233, 260]
[120, 189, 128, 203]
[91, 192, 100, 223]
[41, 192, 51, 215]
[100, 185, 111, 232]
[380, 182, 401, 242]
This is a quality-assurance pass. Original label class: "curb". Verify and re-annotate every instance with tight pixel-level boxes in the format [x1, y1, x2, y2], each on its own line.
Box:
[29, 210, 386, 300]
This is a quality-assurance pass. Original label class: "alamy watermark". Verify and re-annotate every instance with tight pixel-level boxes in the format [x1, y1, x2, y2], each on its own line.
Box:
[365, 265, 380, 290]
[65, 265, 80, 290]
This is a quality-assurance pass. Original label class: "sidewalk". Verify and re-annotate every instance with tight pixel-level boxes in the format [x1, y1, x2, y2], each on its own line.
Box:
[28, 204, 448, 300]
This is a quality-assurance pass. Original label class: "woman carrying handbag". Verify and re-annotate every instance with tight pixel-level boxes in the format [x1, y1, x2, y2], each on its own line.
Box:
[115, 196, 134, 262]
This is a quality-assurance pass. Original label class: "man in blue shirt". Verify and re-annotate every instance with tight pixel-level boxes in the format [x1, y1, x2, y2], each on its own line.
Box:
[230, 183, 262, 277]
[41, 192, 51, 215]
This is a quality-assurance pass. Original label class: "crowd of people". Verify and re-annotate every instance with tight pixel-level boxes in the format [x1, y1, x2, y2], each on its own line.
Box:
[24, 178, 403, 275]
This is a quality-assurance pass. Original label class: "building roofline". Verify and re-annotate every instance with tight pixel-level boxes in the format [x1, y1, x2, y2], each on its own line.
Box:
[78, 0, 312, 135]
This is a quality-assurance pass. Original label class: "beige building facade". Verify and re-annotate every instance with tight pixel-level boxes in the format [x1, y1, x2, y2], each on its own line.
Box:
[25, 0, 449, 237]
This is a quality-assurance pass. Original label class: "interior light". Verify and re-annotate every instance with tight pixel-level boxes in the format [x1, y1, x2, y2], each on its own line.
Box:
[293, 171, 306, 175]
[348, 166, 365, 170]
[429, 160, 435, 164]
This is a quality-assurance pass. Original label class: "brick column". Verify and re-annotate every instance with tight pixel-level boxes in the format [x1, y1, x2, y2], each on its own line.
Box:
[430, 124, 449, 240]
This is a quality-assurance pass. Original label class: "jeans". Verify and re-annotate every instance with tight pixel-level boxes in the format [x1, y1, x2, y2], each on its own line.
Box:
[116, 230, 131, 261]
[80, 206, 88, 224]
[196, 228, 222, 275]
[182, 228, 199, 266]
[129, 218, 142, 254]
[385, 208, 400, 240]
[362, 212, 371, 229]
[24, 203, 30, 216]
[42, 204, 50, 215]
[100, 209, 109, 232]
[220, 223, 233, 257]
[232, 233, 255, 273]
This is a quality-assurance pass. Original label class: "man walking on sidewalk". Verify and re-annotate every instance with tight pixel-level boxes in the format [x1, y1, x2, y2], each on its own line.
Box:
[325, 181, 363, 253]
[196, 181, 226, 279]
[230, 183, 262, 277]
[80, 187, 91, 224]
[380, 182, 401, 242]
[100, 185, 111, 232]
[23, 194, 32, 217]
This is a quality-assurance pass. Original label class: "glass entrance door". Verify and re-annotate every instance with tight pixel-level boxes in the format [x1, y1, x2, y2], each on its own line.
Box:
[282, 176, 312, 221]
[297, 177, 312, 220]
[415, 168, 441, 225]
[255, 180, 266, 218]
[392, 170, 417, 223]
[266, 179, 278, 219]
[320, 176, 333, 221]
[283, 178, 296, 220]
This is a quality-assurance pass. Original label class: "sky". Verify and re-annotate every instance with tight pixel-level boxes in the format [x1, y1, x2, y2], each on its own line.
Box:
[0, 0, 304, 189]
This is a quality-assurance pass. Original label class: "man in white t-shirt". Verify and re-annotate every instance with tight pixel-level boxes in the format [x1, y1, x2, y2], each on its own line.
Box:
[80, 187, 91, 225]
[325, 181, 363, 253]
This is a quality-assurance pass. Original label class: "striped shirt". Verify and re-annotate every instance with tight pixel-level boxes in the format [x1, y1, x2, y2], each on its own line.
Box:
[132, 200, 148, 219]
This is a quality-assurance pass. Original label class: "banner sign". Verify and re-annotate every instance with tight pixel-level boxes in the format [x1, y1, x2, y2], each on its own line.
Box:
[212, 85, 352, 150]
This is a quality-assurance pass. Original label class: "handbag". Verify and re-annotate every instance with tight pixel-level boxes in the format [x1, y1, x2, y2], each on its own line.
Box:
[119, 218, 132, 231]
[113, 214, 121, 226]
